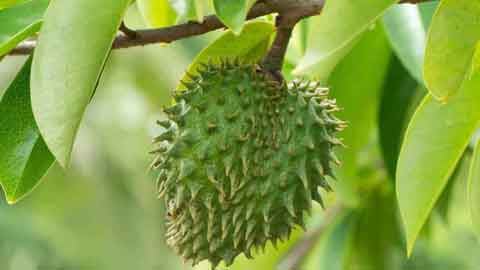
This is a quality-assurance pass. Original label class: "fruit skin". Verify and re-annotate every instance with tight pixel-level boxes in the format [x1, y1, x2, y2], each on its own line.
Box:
[152, 60, 345, 268]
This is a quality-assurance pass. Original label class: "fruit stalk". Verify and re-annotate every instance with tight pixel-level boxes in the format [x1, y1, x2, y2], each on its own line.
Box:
[261, 16, 295, 81]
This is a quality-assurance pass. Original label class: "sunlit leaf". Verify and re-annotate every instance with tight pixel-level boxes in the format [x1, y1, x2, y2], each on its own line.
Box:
[418, 1, 439, 26]
[297, 18, 309, 56]
[383, 4, 426, 83]
[170, 0, 204, 23]
[137, 0, 176, 28]
[31, 0, 131, 167]
[293, 0, 397, 81]
[424, 0, 480, 101]
[0, 58, 54, 204]
[468, 139, 480, 240]
[212, 0, 256, 34]
[0, 0, 49, 57]
[177, 21, 274, 90]
[397, 45, 480, 255]
[284, 18, 310, 72]
[436, 152, 469, 222]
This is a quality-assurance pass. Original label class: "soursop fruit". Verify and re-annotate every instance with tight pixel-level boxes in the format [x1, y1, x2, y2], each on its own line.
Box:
[151, 60, 345, 268]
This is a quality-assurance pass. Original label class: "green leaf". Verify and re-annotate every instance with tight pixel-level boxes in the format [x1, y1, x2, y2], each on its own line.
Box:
[383, 4, 427, 84]
[212, 0, 256, 34]
[177, 21, 274, 90]
[170, 0, 204, 23]
[293, 0, 398, 80]
[378, 56, 420, 179]
[350, 192, 400, 270]
[424, 0, 480, 101]
[328, 24, 391, 205]
[397, 45, 480, 255]
[0, 58, 54, 204]
[31, 0, 131, 167]
[418, 1, 439, 27]
[468, 139, 480, 240]
[297, 18, 310, 57]
[137, 0, 176, 28]
[284, 18, 310, 71]
[0, 0, 49, 57]
[435, 152, 469, 222]
[0, 0, 26, 9]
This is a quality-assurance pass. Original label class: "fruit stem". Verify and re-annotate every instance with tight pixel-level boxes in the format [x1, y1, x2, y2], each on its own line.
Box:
[261, 7, 308, 82]
[261, 17, 294, 82]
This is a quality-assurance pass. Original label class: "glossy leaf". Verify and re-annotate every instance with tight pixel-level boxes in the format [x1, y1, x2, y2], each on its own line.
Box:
[293, 0, 397, 80]
[424, 0, 480, 101]
[170, 0, 204, 23]
[137, 0, 176, 28]
[469, 139, 480, 239]
[0, 58, 54, 204]
[383, 4, 426, 83]
[0, 0, 49, 57]
[418, 1, 439, 27]
[212, 0, 256, 34]
[397, 46, 480, 255]
[177, 21, 274, 90]
[297, 18, 310, 56]
[436, 152, 469, 222]
[31, 0, 131, 167]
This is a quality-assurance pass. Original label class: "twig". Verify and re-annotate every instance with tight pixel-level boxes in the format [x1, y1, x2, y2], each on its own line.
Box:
[6, 0, 433, 56]
[7, 2, 275, 56]
[261, 15, 299, 80]
[277, 204, 345, 270]
[119, 21, 138, 39]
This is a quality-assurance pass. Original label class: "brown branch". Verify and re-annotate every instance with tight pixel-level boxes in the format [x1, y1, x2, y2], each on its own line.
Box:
[277, 204, 345, 270]
[7, 0, 433, 56]
[261, 18, 295, 80]
[119, 22, 138, 39]
[260, 0, 327, 77]
[8, 2, 275, 56]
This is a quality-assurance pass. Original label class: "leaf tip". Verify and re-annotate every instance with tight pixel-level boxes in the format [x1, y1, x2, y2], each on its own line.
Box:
[6, 197, 17, 205]
[406, 239, 416, 258]
[56, 154, 71, 169]
[5, 192, 20, 205]
[291, 65, 306, 76]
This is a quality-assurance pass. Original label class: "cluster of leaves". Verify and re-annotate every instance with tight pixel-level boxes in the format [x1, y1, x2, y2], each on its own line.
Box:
[1, 0, 480, 269]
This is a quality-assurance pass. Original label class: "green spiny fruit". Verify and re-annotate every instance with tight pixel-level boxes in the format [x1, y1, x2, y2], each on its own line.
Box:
[152, 60, 345, 268]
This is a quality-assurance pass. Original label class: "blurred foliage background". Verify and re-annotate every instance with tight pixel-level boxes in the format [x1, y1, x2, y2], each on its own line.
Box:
[1, 3, 480, 270]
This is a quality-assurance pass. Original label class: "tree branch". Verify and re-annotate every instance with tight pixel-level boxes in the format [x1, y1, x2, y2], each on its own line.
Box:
[277, 204, 345, 270]
[7, 0, 432, 56]
[261, 17, 296, 80]
[119, 21, 138, 39]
